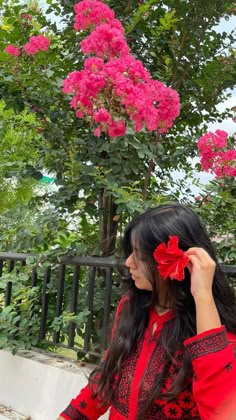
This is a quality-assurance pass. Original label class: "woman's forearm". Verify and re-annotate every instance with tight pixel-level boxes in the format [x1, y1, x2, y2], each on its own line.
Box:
[194, 293, 221, 334]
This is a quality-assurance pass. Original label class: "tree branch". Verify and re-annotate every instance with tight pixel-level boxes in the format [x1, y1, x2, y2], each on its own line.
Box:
[142, 134, 160, 200]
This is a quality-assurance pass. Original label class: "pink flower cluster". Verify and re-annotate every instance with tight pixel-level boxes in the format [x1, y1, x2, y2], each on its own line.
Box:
[24, 35, 50, 55]
[20, 13, 33, 20]
[80, 23, 129, 59]
[5, 35, 50, 57]
[74, 0, 116, 31]
[63, 0, 180, 138]
[5, 45, 20, 57]
[197, 130, 236, 178]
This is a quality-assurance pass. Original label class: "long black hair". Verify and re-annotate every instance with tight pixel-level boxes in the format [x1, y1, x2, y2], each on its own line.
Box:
[89, 204, 236, 416]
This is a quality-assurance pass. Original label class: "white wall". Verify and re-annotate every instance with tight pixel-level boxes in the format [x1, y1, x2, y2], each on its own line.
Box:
[0, 349, 109, 420]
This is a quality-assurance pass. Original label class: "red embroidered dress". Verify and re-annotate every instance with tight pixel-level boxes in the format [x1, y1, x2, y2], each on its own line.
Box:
[60, 302, 236, 420]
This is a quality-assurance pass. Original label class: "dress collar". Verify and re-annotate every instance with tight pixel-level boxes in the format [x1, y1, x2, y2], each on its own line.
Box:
[148, 307, 175, 335]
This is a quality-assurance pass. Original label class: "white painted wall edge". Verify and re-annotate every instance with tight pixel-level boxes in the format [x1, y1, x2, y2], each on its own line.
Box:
[0, 349, 109, 420]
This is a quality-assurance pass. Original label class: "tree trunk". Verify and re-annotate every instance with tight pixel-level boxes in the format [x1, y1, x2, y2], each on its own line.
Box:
[99, 189, 119, 256]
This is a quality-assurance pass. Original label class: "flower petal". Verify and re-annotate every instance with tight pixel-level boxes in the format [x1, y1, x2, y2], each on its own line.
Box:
[153, 236, 189, 281]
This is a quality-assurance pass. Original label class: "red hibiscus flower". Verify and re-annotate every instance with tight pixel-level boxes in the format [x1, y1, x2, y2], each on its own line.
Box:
[153, 236, 189, 281]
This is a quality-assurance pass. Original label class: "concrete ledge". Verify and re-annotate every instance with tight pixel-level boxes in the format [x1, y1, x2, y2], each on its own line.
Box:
[0, 405, 28, 419]
[0, 349, 109, 420]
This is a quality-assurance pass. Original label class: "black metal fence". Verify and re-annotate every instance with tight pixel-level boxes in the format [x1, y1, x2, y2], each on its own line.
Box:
[0, 252, 124, 359]
[0, 252, 236, 359]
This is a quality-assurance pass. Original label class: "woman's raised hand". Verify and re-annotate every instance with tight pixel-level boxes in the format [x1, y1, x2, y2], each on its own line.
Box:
[185, 247, 216, 301]
[185, 247, 220, 334]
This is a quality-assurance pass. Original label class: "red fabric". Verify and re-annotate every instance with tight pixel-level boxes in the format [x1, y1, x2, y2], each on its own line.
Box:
[184, 327, 236, 420]
[211, 388, 236, 420]
[153, 236, 189, 281]
[60, 299, 236, 420]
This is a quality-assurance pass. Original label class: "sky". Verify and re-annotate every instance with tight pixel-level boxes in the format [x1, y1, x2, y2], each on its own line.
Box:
[207, 16, 236, 136]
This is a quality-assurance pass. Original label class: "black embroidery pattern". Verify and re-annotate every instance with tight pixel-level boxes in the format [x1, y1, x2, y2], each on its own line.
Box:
[137, 342, 200, 420]
[137, 340, 166, 417]
[62, 405, 89, 420]
[111, 338, 143, 418]
[146, 384, 200, 419]
[185, 329, 227, 361]
[79, 400, 87, 409]
[225, 362, 233, 372]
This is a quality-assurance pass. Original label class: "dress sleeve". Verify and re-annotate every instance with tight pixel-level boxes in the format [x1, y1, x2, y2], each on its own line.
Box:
[59, 295, 128, 420]
[59, 384, 109, 420]
[184, 326, 236, 420]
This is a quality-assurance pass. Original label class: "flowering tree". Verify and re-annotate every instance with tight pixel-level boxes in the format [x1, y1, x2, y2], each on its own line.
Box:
[0, 0, 235, 257]
[197, 130, 236, 178]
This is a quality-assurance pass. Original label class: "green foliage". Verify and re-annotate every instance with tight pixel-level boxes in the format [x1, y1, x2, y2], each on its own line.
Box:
[0, 100, 42, 211]
[0, 268, 40, 354]
[193, 178, 236, 264]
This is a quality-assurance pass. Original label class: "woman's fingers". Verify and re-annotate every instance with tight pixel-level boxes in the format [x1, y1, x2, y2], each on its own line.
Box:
[185, 247, 216, 299]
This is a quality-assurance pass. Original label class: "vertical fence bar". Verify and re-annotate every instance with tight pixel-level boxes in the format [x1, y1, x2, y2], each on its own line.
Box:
[83, 266, 96, 353]
[29, 267, 38, 338]
[31, 268, 37, 287]
[68, 265, 80, 348]
[8, 261, 15, 272]
[0, 260, 3, 278]
[53, 264, 66, 343]
[100, 268, 113, 351]
[39, 266, 51, 340]
[14, 262, 24, 335]
[5, 260, 14, 306]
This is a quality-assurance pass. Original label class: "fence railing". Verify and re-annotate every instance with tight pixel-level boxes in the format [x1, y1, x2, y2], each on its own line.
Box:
[0, 252, 235, 359]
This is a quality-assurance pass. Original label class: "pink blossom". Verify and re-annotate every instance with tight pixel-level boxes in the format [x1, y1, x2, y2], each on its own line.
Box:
[197, 130, 236, 178]
[62, 71, 82, 94]
[24, 42, 39, 55]
[5, 45, 20, 57]
[29, 35, 50, 51]
[81, 24, 129, 59]
[24, 35, 50, 55]
[198, 130, 228, 152]
[94, 126, 102, 137]
[93, 108, 111, 123]
[84, 57, 104, 71]
[219, 150, 236, 177]
[64, 54, 180, 136]
[74, 0, 115, 31]
[20, 13, 33, 20]
[63, 68, 106, 112]
[104, 55, 150, 83]
[76, 110, 84, 118]
[107, 119, 126, 137]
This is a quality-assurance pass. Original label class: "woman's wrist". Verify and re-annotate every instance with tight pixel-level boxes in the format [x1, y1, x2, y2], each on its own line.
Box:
[193, 291, 214, 305]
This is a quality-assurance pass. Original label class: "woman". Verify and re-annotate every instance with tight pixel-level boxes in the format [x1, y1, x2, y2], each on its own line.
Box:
[57, 204, 236, 420]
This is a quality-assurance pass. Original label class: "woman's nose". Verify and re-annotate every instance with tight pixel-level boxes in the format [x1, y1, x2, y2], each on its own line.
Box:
[125, 253, 136, 268]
